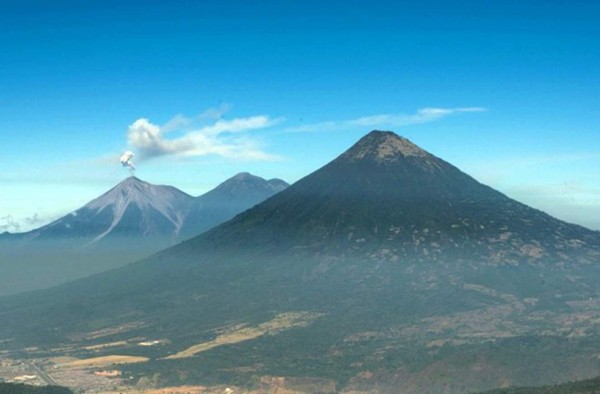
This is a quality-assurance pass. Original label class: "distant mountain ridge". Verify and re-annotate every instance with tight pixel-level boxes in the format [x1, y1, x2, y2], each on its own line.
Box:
[5, 174, 289, 246]
[0, 173, 288, 295]
[180, 172, 288, 239]
[1, 131, 600, 393]
[10, 176, 194, 246]
[191, 131, 598, 266]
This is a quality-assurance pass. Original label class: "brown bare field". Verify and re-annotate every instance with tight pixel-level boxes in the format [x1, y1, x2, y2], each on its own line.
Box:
[83, 340, 129, 350]
[49, 356, 80, 364]
[70, 321, 146, 341]
[142, 386, 209, 394]
[165, 312, 323, 360]
[61, 354, 149, 368]
[96, 386, 242, 394]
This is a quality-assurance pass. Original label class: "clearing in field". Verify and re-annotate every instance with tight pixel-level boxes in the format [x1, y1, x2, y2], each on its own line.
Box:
[61, 354, 149, 368]
[165, 312, 323, 360]
[83, 340, 129, 350]
[95, 386, 237, 394]
[137, 386, 210, 394]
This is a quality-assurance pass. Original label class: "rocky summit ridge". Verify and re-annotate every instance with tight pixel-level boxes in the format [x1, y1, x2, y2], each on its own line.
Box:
[339, 130, 430, 162]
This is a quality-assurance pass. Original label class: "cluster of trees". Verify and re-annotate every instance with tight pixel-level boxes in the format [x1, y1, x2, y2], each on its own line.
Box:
[0, 383, 73, 394]
[482, 376, 600, 393]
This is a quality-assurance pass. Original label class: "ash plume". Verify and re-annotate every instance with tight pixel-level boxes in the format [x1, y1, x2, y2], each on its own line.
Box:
[120, 151, 136, 173]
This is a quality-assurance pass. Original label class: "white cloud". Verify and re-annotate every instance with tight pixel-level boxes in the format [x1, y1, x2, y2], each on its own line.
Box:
[127, 108, 282, 161]
[125, 105, 483, 161]
[286, 107, 486, 133]
[161, 114, 192, 133]
[199, 115, 281, 135]
[468, 152, 600, 169]
[161, 103, 233, 132]
[197, 103, 233, 120]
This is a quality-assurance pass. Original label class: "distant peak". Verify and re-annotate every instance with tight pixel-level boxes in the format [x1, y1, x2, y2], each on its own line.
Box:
[212, 173, 263, 192]
[206, 172, 289, 197]
[268, 178, 289, 188]
[340, 130, 430, 162]
[365, 130, 396, 138]
[108, 176, 153, 195]
[117, 176, 150, 187]
[123, 175, 143, 182]
[230, 172, 256, 181]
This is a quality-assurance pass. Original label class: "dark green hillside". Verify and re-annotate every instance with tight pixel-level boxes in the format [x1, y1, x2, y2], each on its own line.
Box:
[480, 375, 600, 393]
[0, 383, 73, 394]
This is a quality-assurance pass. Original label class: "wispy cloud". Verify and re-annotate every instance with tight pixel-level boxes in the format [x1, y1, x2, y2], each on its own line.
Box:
[470, 152, 600, 169]
[0, 215, 20, 233]
[0, 212, 56, 233]
[464, 152, 600, 186]
[127, 106, 283, 161]
[285, 107, 486, 133]
[25, 213, 46, 227]
[161, 103, 232, 132]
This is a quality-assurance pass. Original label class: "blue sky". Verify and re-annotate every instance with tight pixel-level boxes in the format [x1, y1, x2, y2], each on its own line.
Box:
[1, 0, 599, 231]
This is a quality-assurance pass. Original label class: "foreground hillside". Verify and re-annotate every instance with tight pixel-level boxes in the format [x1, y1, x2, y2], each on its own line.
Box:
[1, 131, 599, 393]
[0, 383, 73, 394]
[480, 375, 600, 393]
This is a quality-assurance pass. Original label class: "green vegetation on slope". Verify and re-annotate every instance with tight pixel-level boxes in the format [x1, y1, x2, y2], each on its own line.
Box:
[480, 375, 600, 393]
[0, 383, 73, 394]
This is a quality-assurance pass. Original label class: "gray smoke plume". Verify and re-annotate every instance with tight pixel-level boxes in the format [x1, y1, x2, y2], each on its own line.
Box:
[120, 151, 136, 173]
